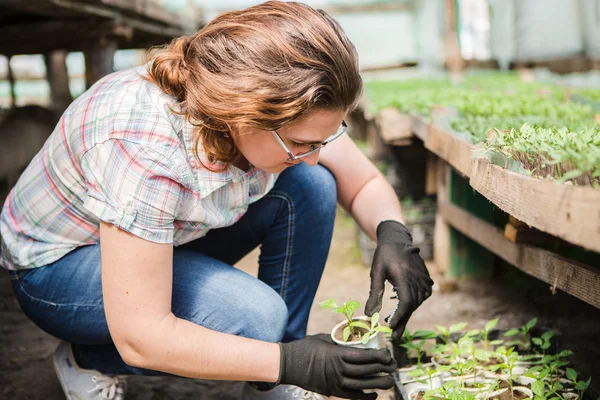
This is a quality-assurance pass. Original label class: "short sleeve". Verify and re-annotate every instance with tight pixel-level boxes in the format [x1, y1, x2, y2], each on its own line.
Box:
[81, 139, 184, 243]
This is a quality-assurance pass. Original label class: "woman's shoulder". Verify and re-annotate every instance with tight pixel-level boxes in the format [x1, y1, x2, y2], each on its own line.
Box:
[64, 65, 185, 155]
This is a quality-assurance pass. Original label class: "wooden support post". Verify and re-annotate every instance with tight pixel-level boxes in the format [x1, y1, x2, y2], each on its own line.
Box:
[434, 158, 451, 274]
[7, 55, 16, 108]
[44, 50, 72, 114]
[84, 38, 118, 89]
[448, 168, 501, 279]
[444, 0, 464, 78]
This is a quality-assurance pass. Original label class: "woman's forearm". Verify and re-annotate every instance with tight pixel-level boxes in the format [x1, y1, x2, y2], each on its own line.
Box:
[125, 314, 281, 382]
[349, 175, 404, 242]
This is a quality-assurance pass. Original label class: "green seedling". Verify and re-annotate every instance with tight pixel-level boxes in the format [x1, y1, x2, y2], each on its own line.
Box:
[566, 368, 592, 400]
[504, 317, 537, 350]
[402, 329, 437, 367]
[349, 312, 393, 345]
[319, 298, 391, 344]
[532, 330, 555, 355]
[481, 317, 500, 352]
[436, 322, 468, 344]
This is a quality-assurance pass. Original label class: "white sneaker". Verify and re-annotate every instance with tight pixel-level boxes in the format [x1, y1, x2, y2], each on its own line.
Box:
[53, 341, 127, 400]
[242, 383, 328, 400]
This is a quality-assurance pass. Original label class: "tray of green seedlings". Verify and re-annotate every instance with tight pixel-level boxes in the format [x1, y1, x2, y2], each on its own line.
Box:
[482, 123, 600, 187]
[393, 318, 598, 400]
[364, 73, 597, 145]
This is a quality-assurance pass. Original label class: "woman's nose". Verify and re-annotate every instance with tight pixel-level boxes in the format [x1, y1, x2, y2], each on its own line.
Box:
[301, 150, 321, 166]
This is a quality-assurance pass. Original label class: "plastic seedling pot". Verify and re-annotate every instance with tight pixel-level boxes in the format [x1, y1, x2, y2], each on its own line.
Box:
[330, 316, 380, 349]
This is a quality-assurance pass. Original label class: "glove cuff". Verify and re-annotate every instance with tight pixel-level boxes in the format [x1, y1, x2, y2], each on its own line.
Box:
[276, 342, 286, 385]
[376, 220, 413, 245]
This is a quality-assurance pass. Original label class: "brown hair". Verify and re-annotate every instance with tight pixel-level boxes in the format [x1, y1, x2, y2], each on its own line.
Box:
[147, 1, 362, 167]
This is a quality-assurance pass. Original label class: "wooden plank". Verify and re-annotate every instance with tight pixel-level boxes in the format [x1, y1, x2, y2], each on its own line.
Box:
[439, 201, 600, 309]
[375, 107, 413, 144]
[434, 160, 450, 274]
[470, 157, 600, 254]
[504, 216, 564, 247]
[425, 152, 438, 196]
[84, 38, 118, 88]
[410, 113, 428, 142]
[44, 50, 72, 113]
[425, 124, 473, 178]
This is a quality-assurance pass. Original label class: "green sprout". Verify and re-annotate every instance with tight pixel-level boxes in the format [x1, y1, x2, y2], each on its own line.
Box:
[567, 368, 592, 400]
[504, 317, 537, 350]
[402, 329, 437, 367]
[532, 330, 555, 355]
[436, 322, 468, 344]
[319, 298, 391, 343]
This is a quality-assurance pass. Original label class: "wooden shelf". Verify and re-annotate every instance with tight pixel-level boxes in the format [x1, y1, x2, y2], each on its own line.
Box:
[0, 0, 191, 54]
[439, 200, 600, 309]
[410, 113, 428, 142]
[367, 106, 600, 255]
[425, 124, 474, 178]
[471, 157, 600, 254]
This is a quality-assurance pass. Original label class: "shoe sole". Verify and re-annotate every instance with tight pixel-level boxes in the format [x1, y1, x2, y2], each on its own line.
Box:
[53, 347, 75, 400]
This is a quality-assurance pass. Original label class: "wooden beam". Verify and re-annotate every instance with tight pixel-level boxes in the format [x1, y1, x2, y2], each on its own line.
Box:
[410, 113, 428, 142]
[425, 124, 473, 178]
[434, 160, 451, 274]
[439, 201, 600, 309]
[44, 50, 72, 113]
[375, 108, 413, 144]
[84, 38, 117, 88]
[470, 157, 600, 254]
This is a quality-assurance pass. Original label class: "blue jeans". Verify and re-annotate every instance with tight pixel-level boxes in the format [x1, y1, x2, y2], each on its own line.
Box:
[8, 163, 337, 375]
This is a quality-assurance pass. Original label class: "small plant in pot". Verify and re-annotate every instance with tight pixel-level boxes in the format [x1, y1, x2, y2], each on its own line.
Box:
[319, 297, 392, 349]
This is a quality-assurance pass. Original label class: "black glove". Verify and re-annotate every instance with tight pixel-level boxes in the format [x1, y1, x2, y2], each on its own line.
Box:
[277, 333, 397, 399]
[365, 220, 433, 341]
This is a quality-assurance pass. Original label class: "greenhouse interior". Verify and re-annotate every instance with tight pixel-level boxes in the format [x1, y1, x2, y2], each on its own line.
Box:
[0, 1, 599, 400]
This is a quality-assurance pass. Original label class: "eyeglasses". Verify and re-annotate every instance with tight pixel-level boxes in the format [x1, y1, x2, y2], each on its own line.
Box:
[271, 120, 348, 161]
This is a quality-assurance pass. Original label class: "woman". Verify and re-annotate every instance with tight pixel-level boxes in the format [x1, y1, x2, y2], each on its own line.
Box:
[0, 2, 433, 399]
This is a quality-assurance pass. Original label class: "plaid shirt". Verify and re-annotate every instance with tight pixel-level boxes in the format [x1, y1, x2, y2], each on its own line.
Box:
[0, 66, 279, 271]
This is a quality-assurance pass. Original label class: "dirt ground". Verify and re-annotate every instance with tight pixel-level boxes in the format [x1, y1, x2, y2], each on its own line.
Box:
[1, 210, 599, 400]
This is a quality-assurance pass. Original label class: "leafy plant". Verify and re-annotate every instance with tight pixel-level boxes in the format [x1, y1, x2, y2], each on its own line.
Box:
[436, 322, 468, 344]
[402, 329, 437, 367]
[504, 317, 538, 349]
[566, 368, 592, 400]
[532, 330, 556, 355]
[319, 298, 391, 343]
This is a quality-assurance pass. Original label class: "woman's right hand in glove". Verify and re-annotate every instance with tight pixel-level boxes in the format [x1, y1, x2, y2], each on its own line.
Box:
[277, 333, 397, 399]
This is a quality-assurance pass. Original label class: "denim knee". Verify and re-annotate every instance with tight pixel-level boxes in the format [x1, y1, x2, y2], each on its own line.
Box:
[285, 163, 337, 220]
[241, 290, 288, 343]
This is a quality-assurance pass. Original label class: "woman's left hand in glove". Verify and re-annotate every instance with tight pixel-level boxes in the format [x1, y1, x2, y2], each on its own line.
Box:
[364, 220, 434, 341]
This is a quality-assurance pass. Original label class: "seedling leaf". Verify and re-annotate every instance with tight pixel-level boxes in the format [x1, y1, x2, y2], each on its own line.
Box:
[566, 368, 577, 381]
[407, 369, 425, 378]
[464, 329, 480, 338]
[450, 322, 468, 333]
[436, 325, 449, 336]
[361, 334, 369, 345]
[526, 318, 538, 329]
[350, 321, 371, 331]
[371, 312, 380, 328]
[504, 328, 519, 337]
[532, 380, 545, 396]
[532, 338, 543, 346]
[575, 378, 591, 391]
[485, 318, 499, 332]
[541, 331, 555, 341]
[343, 326, 351, 342]
[319, 298, 338, 310]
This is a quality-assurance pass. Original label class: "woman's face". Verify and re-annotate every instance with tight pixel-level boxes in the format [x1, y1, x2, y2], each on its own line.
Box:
[233, 109, 346, 173]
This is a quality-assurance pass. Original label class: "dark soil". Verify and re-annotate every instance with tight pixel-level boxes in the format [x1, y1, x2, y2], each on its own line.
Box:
[333, 321, 370, 343]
